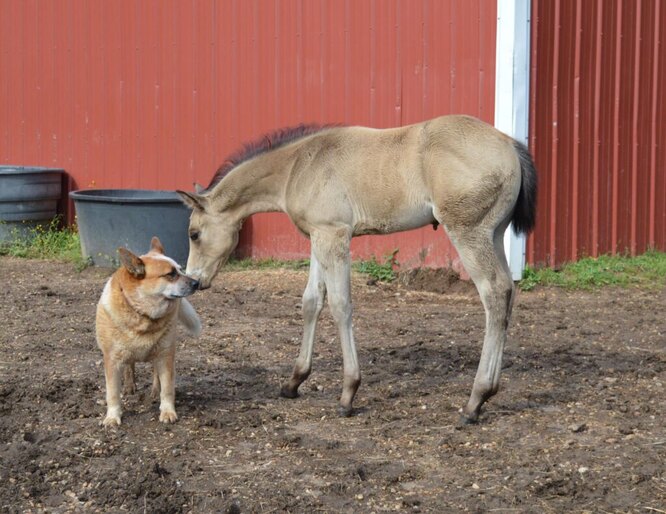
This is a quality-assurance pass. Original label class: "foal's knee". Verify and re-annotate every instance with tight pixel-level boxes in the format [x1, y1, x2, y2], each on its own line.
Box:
[328, 295, 352, 323]
[301, 293, 318, 319]
[302, 285, 325, 319]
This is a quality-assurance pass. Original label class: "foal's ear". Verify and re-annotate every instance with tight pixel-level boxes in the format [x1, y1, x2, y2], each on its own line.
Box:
[118, 248, 146, 279]
[150, 236, 165, 254]
[177, 190, 207, 211]
[194, 183, 205, 194]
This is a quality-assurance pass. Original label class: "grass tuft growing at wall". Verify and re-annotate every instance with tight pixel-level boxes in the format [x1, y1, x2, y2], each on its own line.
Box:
[520, 251, 666, 291]
[353, 249, 399, 283]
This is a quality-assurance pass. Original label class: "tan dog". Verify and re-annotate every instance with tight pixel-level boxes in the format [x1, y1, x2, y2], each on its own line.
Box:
[96, 237, 201, 426]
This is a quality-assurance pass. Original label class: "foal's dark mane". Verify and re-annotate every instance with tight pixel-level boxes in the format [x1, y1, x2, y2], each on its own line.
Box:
[205, 124, 337, 191]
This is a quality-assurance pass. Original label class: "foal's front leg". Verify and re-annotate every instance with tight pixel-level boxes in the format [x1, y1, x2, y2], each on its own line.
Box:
[311, 229, 361, 417]
[281, 251, 326, 398]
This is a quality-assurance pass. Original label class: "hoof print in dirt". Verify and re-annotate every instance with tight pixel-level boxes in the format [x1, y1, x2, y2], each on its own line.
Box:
[226, 500, 242, 514]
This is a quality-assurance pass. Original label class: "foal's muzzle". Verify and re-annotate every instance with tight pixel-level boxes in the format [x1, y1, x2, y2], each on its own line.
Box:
[196, 279, 212, 290]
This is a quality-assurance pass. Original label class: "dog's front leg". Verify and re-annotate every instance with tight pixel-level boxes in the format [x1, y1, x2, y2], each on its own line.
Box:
[102, 353, 123, 426]
[154, 347, 177, 423]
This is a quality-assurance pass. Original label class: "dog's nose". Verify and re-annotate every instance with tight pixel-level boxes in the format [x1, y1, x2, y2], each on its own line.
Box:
[192, 279, 200, 290]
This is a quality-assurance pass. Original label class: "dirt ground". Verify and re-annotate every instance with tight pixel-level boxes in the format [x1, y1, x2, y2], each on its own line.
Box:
[0, 257, 664, 513]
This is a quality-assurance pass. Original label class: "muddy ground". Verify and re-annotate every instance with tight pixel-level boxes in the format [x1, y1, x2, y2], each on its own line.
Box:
[0, 256, 664, 513]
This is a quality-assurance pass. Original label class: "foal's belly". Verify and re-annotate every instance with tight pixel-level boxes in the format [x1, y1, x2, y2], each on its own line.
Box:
[353, 204, 436, 236]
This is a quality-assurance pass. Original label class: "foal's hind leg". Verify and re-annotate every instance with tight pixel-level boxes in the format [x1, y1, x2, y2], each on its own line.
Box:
[281, 250, 326, 398]
[448, 223, 515, 423]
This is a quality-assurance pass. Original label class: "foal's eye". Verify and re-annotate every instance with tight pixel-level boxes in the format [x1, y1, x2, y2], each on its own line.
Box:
[190, 231, 200, 242]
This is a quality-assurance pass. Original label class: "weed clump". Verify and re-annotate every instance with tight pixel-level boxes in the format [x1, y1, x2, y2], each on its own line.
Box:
[0, 217, 88, 269]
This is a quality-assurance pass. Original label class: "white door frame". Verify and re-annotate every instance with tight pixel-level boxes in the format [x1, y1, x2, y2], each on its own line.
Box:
[495, 0, 532, 280]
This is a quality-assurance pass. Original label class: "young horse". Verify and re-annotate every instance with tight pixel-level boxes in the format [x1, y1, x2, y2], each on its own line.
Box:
[178, 115, 537, 423]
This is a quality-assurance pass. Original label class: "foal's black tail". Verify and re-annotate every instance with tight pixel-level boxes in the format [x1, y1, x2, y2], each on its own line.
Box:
[511, 141, 538, 235]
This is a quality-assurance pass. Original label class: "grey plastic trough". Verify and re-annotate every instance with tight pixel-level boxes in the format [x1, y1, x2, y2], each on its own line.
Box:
[69, 189, 191, 267]
[0, 166, 64, 244]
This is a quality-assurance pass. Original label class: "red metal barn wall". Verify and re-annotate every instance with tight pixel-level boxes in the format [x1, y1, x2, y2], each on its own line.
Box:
[0, 0, 496, 271]
[528, 0, 666, 267]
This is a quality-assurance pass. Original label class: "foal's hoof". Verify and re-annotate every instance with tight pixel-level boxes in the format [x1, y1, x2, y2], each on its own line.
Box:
[458, 407, 480, 426]
[337, 405, 353, 418]
[279, 384, 299, 399]
[457, 414, 478, 427]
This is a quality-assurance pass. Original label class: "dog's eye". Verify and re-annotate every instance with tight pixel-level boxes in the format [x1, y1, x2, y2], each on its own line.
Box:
[166, 268, 178, 280]
[189, 231, 200, 242]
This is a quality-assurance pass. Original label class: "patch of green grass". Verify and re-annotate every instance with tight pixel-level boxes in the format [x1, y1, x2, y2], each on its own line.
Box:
[225, 257, 310, 271]
[0, 217, 89, 270]
[225, 249, 402, 284]
[353, 249, 399, 283]
[519, 250, 666, 290]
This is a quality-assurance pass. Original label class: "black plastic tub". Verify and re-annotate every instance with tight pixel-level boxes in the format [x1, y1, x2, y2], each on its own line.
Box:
[0, 166, 64, 244]
[69, 189, 190, 267]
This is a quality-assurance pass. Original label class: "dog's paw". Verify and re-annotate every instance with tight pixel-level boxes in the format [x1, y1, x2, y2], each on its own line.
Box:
[159, 410, 178, 423]
[102, 414, 122, 427]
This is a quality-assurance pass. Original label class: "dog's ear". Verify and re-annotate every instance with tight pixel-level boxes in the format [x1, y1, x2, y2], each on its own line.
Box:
[177, 190, 207, 211]
[150, 236, 165, 254]
[118, 248, 145, 279]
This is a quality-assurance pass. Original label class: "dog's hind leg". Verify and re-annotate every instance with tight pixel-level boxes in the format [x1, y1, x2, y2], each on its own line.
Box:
[122, 363, 137, 396]
[150, 367, 160, 400]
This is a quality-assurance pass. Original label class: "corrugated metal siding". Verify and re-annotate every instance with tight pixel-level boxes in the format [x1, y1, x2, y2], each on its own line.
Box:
[528, 0, 666, 266]
[0, 0, 496, 270]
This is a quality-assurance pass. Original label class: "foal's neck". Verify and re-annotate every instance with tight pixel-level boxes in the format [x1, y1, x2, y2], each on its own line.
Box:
[210, 152, 289, 219]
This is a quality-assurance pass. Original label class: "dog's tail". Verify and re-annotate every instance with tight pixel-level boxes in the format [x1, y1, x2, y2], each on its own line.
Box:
[179, 299, 202, 337]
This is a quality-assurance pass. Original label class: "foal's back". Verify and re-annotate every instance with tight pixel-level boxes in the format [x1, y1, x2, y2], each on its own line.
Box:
[283, 115, 520, 237]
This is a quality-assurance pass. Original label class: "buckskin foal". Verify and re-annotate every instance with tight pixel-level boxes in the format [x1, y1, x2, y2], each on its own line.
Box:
[178, 115, 537, 423]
